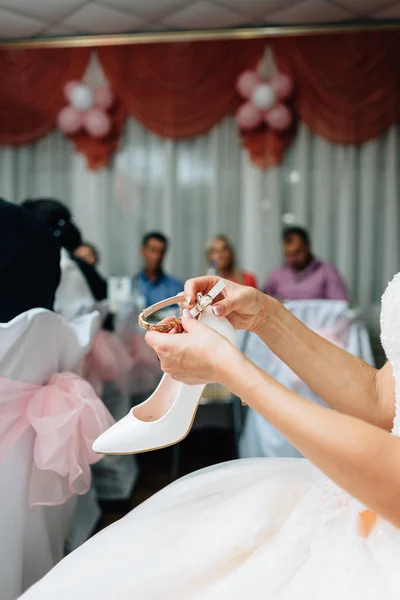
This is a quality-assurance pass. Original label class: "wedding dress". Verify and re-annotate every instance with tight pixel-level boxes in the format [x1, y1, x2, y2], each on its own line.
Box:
[21, 273, 400, 599]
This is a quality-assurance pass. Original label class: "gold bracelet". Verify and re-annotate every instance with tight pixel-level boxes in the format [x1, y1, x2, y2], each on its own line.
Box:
[138, 280, 226, 333]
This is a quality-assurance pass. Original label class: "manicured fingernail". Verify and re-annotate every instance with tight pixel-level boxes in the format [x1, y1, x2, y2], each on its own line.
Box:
[186, 296, 192, 306]
[212, 305, 224, 316]
[182, 309, 193, 319]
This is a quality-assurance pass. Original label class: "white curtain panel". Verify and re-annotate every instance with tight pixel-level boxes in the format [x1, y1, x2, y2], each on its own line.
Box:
[0, 119, 398, 310]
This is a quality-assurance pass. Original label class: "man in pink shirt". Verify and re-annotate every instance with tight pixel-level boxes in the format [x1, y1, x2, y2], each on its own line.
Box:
[263, 227, 348, 301]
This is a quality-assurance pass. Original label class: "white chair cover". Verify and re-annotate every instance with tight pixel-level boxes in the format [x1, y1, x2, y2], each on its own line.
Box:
[240, 300, 375, 459]
[0, 308, 99, 600]
[56, 252, 139, 502]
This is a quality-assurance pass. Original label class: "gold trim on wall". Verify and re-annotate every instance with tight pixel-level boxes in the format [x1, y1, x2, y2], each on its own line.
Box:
[0, 20, 399, 49]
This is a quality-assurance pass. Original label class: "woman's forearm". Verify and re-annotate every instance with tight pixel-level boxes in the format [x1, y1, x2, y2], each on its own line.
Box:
[222, 353, 400, 527]
[254, 299, 393, 429]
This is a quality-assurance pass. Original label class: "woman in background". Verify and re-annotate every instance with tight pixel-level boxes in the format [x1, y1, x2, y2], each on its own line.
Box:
[21, 199, 107, 320]
[21, 199, 134, 495]
[74, 242, 99, 268]
[0, 199, 110, 600]
[0, 199, 61, 322]
[206, 235, 257, 288]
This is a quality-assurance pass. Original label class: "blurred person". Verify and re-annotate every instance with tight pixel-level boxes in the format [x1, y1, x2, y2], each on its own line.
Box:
[21, 195, 133, 438]
[0, 199, 61, 322]
[74, 242, 99, 267]
[0, 199, 111, 599]
[21, 199, 107, 318]
[132, 231, 183, 307]
[21, 200, 134, 506]
[72, 240, 106, 306]
[263, 226, 348, 301]
[206, 234, 257, 288]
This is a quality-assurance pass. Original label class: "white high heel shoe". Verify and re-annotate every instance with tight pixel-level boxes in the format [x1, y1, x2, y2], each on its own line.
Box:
[92, 282, 236, 455]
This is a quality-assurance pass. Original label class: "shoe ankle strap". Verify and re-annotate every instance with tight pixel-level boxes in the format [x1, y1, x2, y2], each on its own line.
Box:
[138, 293, 185, 333]
[138, 280, 225, 333]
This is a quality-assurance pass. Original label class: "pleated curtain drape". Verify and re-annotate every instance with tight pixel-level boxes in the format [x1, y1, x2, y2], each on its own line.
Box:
[1, 117, 398, 313]
[1, 32, 400, 170]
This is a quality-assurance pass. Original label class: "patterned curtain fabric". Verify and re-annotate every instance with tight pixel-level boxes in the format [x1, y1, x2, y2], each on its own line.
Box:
[98, 39, 293, 170]
[0, 48, 90, 145]
[272, 31, 400, 145]
[0, 32, 400, 170]
[98, 39, 265, 139]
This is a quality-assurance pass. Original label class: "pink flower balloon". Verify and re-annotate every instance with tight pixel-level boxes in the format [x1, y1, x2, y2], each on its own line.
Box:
[236, 70, 261, 99]
[265, 104, 292, 132]
[57, 106, 82, 135]
[63, 80, 80, 102]
[83, 108, 112, 138]
[236, 101, 263, 130]
[93, 86, 115, 110]
[270, 73, 294, 100]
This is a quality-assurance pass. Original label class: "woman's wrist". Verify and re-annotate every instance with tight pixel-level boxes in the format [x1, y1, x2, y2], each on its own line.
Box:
[216, 345, 262, 398]
[253, 294, 282, 336]
[213, 342, 240, 385]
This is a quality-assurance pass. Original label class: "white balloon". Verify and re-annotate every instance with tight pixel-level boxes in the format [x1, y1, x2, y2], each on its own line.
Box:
[252, 84, 276, 111]
[70, 84, 93, 111]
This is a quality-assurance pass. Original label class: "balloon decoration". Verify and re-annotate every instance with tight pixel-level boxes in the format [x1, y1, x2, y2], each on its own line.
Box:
[236, 69, 260, 99]
[70, 84, 94, 111]
[57, 106, 82, 135]
[93, 87, 114, 110]
[235, 69, 294, 132]
[83, 108, 112, 138]
[252, 84, 276, 111]
[236, 102, 263, 130]
[57, 81, 115, 139]
[265, 104, 292, 131]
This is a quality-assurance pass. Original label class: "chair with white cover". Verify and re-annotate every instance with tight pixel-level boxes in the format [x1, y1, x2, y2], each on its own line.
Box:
[0, 308, 113, 600]
[240, 299, 374, 459]
[55, 247, 139, 509]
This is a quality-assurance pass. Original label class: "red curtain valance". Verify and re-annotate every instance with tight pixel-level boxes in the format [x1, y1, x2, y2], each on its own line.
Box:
[272, 31, 400, 145]
[0, 48, 90, 145]
[0, 32, 399, 170]
[97, 39, 265, 140]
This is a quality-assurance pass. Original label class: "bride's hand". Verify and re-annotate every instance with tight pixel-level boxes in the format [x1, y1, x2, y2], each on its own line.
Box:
[184, 276, 276, 332]
[145, 310, 239, 385]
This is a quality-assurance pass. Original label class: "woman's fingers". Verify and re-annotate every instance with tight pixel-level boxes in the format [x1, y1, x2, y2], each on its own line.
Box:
[168, 325, 183, 334]
[210, 293, 240, 317]
[145, 326, 189, 355]
[184, 276, 224, 307]
[144, 331, 165, 353]
[157, 316, 177, 325]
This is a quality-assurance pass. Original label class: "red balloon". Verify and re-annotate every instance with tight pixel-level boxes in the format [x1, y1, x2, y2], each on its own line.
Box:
[236, 102, 263, 130]
[236, 70, 261, 99]
[265, 104, 292, 131]
[93, 86, 115, 110]
[83, 108, 112, 138]
[57, 106, 82, 135]
[63, 80, 80, 102]
[270, 73, 294, 100]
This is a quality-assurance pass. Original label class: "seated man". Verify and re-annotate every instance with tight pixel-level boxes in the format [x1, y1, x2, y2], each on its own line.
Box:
[133, 231, 183, 307]
[263, 226, 348, 301]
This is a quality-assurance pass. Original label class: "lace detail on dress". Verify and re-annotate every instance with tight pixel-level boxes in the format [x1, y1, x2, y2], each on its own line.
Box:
[380, 272, 400, 436]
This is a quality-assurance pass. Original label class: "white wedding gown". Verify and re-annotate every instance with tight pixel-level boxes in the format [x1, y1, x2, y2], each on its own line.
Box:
[21, 274, 400, 599]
